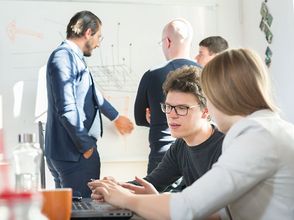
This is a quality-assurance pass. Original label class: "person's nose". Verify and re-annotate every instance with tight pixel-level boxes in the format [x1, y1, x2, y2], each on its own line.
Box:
[195, 54, 199, 62]
[169, 107, 178, 118]
[95, 40, 101, 48]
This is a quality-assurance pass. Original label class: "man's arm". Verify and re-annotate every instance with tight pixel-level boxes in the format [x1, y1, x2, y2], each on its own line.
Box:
[146, 150, 182, 192]
[95, 88, 134, 134]
[95, 88, 119, 120]
[134, 71, 150, 127]
[129, 141, 180, 192]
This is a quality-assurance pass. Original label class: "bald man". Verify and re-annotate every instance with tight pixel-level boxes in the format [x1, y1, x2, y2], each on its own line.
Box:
[134, 19, 201, 175]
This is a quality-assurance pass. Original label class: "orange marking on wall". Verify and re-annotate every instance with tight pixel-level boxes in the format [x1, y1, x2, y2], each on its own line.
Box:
[6, 20, 43, 42]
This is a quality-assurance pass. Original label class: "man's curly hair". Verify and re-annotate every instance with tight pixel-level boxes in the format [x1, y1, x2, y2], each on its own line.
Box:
[162, 65, 206, 110]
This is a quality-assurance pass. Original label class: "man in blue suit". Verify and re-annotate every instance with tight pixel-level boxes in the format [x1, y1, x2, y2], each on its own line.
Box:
[45, 11, 133, 197]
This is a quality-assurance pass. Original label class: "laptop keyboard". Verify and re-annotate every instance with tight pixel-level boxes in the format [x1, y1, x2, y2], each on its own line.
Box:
[72, 201, 94, 210]
[71, 199, 133, 218]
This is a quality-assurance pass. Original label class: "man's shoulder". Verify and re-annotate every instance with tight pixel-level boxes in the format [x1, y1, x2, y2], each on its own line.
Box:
[149, 60, 170, 72]
[53, 42, 73, 54]
[169, 58, 200, 67]
[142, 59, 200, 81]
[48, 42, 74, 63]
[149, 58, 200, 72]
[140, 61, 170, 81]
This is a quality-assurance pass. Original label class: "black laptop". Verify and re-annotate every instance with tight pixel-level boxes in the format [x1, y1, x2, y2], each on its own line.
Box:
[71, 198, 133, 219]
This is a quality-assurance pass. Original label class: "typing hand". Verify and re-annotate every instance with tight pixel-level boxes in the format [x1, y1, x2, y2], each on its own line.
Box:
[102, 176, 120, 185]
[88, 179, 133, 207]
[88, 179, 105, 201]
[114, 115, 134, 135]
[121, 176, 158, 195]
[88, 177, 122, 201]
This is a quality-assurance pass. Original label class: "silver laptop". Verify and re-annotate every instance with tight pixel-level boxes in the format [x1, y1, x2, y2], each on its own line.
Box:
[71, 198, 133, 219]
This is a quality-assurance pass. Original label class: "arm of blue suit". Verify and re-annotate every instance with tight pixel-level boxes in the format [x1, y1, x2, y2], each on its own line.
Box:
[95, 86, 134, 135]
[48, 49, 97, 152]
[95, 87, 119, 121]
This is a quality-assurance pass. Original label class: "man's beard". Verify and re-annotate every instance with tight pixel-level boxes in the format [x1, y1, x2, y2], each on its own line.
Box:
[84, 41, 92, 57]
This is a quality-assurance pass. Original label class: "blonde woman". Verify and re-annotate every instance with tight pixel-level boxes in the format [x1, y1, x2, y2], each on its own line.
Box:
[89, 49, 294, 220]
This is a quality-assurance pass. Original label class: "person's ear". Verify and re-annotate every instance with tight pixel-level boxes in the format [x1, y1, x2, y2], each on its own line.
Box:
[167, 37, 172, 48]
[201, 107, 209, 119]
[84, 28, 92, 39]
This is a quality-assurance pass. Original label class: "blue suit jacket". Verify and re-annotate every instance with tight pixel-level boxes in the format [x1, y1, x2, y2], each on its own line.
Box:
[45, 41, 118, 161]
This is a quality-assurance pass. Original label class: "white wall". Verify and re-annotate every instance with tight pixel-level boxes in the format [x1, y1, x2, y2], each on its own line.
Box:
[242, 0, 294, 123]
[215, 0, 243, 48]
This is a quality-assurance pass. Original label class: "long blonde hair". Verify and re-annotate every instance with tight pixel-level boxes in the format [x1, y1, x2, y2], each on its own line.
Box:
[200, 48, 277, 116]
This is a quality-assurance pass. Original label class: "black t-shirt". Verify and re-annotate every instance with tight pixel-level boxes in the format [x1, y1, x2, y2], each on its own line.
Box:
[145, 126, 224, 192]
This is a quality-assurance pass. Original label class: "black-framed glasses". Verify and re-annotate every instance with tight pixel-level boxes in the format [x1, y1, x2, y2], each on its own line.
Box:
[160, 103, 198, 116]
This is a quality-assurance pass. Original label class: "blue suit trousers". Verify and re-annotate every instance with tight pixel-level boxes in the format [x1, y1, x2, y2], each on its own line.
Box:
[46, 149, 100, 197]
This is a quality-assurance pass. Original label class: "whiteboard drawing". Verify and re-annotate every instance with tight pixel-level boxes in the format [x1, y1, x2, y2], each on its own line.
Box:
[91, 63, 138, 92]
[6, 20, 43, 42]
[90, 22, 138, 92]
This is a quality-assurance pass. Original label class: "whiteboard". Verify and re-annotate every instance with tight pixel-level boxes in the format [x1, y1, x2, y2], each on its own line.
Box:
[0, 0, 217, 161]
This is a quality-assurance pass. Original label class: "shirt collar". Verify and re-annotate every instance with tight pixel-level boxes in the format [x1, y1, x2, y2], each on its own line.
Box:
[65, 39, 84, 59]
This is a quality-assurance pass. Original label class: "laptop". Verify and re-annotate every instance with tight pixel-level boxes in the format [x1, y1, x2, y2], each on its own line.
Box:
[71, 198, 133, 219]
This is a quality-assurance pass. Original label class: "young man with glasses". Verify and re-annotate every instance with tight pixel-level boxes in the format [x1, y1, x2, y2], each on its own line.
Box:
[90, 66, 224, 202]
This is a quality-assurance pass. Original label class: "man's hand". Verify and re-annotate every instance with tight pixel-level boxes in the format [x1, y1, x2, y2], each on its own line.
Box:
[83, 147, 94, 159]
[102, 176, 120, 184]
[88, 179, 134, 207]
[145, 108, 151, 124]
[121, 176, 159, 195]
[114, 115, 134, 135]
[88, 176, 122, 201]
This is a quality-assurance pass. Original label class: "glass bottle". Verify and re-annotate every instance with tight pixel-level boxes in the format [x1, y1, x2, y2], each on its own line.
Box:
[13, 133, 42, 192]
[0, 190, 47, 220]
